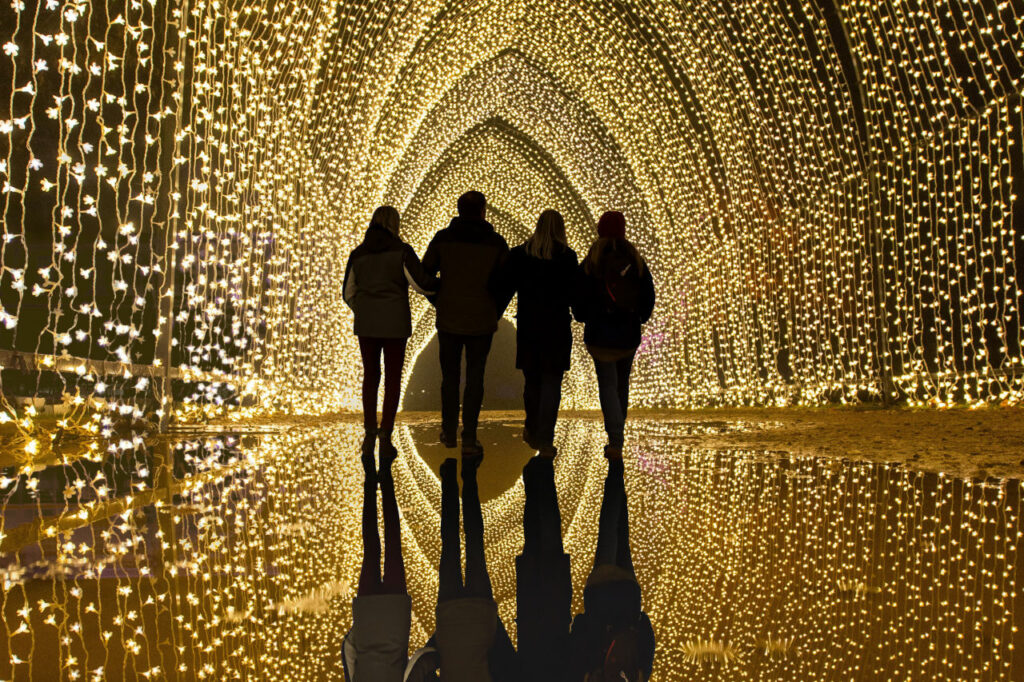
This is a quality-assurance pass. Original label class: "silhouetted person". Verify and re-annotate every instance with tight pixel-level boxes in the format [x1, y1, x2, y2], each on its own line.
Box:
[569, 458, 655, 682]
[497, 210, 578, 457]
[422, 192, 510, 456]
[343, 450, 419, 681]
[515, 456, 572, 681]
[344, 206, 437, 459]
[418, 457, 516, 681]
[572, 212, 655, 458]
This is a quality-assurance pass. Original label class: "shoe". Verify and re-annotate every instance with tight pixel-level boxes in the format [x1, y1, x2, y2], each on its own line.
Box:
[379, 429, 398, 469]
[603, 444, 623, 460]
[461, 437, 484, 456]
[439, 457, 458, 479]
[362, 427, 378, 457]
[538, 444, 557, 459]
[439, 429, 458, 448]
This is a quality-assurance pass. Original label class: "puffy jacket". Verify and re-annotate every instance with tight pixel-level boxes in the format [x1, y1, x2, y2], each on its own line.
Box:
[572, 254, 655, 350]
[344, 225, 437, 338]
[342, 593, 412, 682]
[422, 217, 509, 336]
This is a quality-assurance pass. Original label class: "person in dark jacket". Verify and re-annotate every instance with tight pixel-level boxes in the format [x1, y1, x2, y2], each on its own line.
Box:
[344, 206, 437, 459]
[568, 458, 655, 682]
[417, 457, 516, 682]
[422, 191, 510, 456]
[515, 456, 572, 682]
[342, 451, 412, 682]
[572, 211, 655, 459]
[497, 210, 578, 457]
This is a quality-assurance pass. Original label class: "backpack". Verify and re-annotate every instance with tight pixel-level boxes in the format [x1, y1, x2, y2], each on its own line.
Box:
[600, 249, 643, 315]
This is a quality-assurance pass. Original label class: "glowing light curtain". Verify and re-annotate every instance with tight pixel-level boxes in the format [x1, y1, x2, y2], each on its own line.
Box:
[0, 0, 1022, 438]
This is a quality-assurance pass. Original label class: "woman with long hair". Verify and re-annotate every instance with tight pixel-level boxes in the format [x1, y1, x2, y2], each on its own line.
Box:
[498, 209, 578, 457]
[344, 206, 437, 460]
[572, 211, 655, 459]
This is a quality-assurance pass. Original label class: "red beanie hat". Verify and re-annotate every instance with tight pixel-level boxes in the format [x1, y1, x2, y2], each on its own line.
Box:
[597, 211, 626, 239]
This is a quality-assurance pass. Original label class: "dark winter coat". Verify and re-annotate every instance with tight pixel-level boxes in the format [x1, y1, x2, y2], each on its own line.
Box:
[343, 225, 437, 339]
[422, 217, 509, 336]
[568, 571, 655, 681]
[497, 242, 578, 372]
[572, 255, 655, 350]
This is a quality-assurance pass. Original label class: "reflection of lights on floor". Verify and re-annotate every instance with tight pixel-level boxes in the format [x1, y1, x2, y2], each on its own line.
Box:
[0, 417, 1020, 680]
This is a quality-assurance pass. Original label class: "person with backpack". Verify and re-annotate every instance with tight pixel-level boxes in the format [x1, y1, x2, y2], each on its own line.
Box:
[496, 210, 578, 457]
[413, 457, 517, 682]
[568, 457, 655, 681]
[572, 211, 655, 459]
[514, 455, 573, 681]
[344, 206, 438, 460]
[341, 449, 413, 682]
[422, 191, 510, 457]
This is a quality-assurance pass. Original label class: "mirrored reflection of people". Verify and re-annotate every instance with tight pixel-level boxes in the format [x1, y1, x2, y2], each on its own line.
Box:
[416, 457, 517, 681]
[342, 450, 415, 681]
[496, 210, 578, 457]
[515, 456, 573, 681]
[569, 457, 655, 682]
[344, 206, 438, 460]
[422, 192, 510, 456]
[572, 212, 655, 458]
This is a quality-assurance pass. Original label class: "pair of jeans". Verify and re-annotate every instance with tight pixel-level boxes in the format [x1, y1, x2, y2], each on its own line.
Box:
[438, 459, 491, 601]
[592, 352, 636, 448]
[593, 460, 634, 574]
[522, 369, 563, 446]
[438, 332, 493, 441]
[359, 336, 407, 432]
[358, 467, 406, 595]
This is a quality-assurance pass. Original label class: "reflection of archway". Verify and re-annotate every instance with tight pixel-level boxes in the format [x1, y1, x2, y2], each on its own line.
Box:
[402, 319, 522, 411]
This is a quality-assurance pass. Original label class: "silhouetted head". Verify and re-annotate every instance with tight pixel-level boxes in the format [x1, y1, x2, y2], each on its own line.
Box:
[584, 211, 644, 278]
[597, 211, 626, 239]
[370, 205, 400, 236]
[457, 191, 487, 219]
[525, 209, 567, 260]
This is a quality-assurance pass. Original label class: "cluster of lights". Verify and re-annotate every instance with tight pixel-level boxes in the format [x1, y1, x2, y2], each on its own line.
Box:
[0, 1, 1019, 443]
[0, 420, 1019, 680]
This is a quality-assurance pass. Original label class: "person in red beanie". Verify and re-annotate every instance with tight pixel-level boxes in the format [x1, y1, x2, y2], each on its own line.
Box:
[572, 211, 655, 459]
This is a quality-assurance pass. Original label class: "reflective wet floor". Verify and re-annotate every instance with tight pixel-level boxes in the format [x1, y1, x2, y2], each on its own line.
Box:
[1, 416, 1021, 680]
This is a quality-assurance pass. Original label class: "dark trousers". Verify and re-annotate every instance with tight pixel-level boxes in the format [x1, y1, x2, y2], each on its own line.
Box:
[438, 459, 491, 601]
[593, 460, 634, 573]
[522, 369, 563, 446]
[592, 352, 636, 448]
[359, 336, 407, 432]
[517, 457, 571, 681]
[438, 332, 493, 441]
[358, 467, 406, 595]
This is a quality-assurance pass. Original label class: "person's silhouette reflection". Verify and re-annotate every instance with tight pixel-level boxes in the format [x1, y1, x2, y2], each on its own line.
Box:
[569, 458, 655, 682]
[515, 456, 572, 681]
[342, 452, 412, 681]
[419, 457, 516, 681]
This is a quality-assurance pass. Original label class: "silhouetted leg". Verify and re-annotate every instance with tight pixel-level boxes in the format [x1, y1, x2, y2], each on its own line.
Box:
[536, 370, 563, 445]
[438, 333, 464, 439]
[358, 337, 383, 432]
[616, 352, 635, 427]
[380, 339, 407, 433]
[593, 459, 626, 570]
[488, 618, 518, 681]
[523, 456, 562, 555]
[379, 464, 407, 593]
[593, 359, 625, 448]
[461, 457, 492, 598]
[358, 469, 383, 595]
[522, 368, 540, 441]
[614, 471, 635, 574]
[461, 334, 493, 443]
[438, 458, 463, 601]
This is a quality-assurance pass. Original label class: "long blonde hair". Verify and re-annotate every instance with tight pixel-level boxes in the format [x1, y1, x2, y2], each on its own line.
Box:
[525, 209, 567, 260]
[370, 205, 400, 236]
